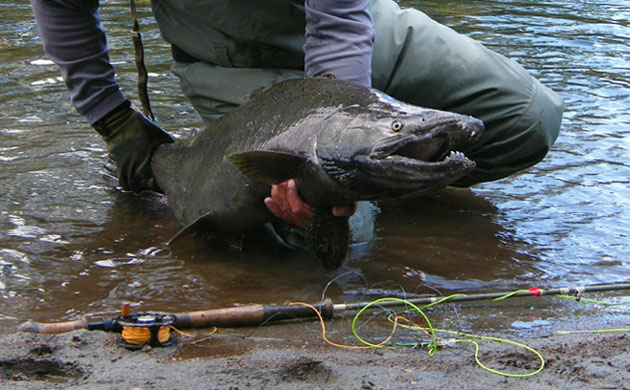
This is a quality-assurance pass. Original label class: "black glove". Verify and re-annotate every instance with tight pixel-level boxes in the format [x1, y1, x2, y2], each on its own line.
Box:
[92, 101, 173, 193]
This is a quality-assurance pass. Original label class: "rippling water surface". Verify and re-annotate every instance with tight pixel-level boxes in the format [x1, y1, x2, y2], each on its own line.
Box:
[1, 0, 629, 333]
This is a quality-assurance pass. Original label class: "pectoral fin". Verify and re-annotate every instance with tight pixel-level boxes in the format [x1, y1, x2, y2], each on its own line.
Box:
[227, 151, 309, 184]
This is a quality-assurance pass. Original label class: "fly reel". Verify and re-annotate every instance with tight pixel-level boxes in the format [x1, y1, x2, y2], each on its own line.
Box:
[117, 304, 176, 350]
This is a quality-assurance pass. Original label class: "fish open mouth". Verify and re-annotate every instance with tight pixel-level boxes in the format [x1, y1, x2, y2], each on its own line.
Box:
[369, 126, 475, 171]
[350, 120, 483, 196]
[391, 132, 452, 163]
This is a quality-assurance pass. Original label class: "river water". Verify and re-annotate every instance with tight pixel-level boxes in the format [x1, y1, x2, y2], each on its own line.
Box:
[1, 0, 629, 337]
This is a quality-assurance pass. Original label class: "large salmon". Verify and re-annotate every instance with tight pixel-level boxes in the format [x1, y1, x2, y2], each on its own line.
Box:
[152, 77, 483, 268]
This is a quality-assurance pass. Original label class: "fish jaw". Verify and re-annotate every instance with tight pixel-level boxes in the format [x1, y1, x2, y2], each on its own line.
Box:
[352, 149, 476, 197]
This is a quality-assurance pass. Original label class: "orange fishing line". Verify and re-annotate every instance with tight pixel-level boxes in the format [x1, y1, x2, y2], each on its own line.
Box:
[121, 325, 171, 345]
[289, 302, 398, 349]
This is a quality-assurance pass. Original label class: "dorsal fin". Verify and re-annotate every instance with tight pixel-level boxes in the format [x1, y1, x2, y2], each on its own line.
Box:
[246, 85, 272, 101]
[316, 72, 337, 80]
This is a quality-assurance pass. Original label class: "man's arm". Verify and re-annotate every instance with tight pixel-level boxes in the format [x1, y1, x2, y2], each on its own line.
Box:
[265, 0, 374, 224]
[31, 0, 172, 193]
[30, 0, 126, 124]
[304, 0, 374, 87]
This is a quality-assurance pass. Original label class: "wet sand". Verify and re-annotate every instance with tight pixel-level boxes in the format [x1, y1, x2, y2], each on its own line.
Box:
[1, 320, 629, 389]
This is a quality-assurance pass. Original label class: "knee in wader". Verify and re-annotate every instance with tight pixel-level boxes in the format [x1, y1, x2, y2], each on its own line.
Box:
[453, 81, 564, 187]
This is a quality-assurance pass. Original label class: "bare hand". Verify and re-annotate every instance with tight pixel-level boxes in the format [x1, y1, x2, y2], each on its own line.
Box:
[264, 179, 356, 229]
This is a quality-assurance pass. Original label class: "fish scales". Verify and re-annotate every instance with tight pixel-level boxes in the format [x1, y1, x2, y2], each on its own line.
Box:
[151, 77, 484, 267]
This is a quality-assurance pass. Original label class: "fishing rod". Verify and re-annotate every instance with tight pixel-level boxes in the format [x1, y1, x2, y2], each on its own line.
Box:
[334, 282, 630, 311]
[18, 282, 630, 336]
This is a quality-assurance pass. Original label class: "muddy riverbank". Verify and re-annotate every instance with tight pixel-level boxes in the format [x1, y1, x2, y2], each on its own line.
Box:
[1, 323, 629, 389]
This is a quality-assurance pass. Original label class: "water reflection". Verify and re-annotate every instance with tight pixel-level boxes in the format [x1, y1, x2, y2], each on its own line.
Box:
[1, 0, 629, 333]
[362, 189, 541, 290]
[2, 184, 536, 327]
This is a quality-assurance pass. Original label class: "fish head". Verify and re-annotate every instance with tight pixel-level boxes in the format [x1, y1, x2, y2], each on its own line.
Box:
[316, 99, 484, 199]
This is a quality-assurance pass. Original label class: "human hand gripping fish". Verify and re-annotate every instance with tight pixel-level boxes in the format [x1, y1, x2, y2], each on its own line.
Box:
[265, 179, 356, 230]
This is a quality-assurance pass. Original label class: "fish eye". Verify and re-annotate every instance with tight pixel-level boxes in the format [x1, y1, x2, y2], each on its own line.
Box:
[391, 120, 404, 132]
